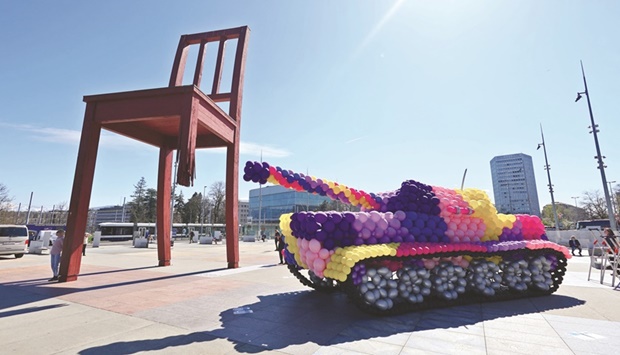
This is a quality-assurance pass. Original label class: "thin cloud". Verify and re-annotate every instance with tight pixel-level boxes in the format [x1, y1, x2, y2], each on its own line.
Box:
[345, 136, 366, 144]
[0, 122, 147, 150]
[1, 122, 291, 157]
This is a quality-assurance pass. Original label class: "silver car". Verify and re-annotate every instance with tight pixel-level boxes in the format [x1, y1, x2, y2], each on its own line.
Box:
[0, 224, 29, 258]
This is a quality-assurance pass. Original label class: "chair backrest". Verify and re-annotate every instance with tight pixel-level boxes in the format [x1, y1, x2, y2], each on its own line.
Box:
[169, 26, 250, 120]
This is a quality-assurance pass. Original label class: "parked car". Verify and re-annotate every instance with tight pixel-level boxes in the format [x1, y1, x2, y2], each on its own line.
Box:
[0, 224, 29, 258]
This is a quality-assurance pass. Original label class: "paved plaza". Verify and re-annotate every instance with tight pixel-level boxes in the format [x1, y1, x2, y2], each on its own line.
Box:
[1, 239, 619, 354]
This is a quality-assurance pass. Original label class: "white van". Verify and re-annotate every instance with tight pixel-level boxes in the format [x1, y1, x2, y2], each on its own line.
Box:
[0, 224, 29, 258]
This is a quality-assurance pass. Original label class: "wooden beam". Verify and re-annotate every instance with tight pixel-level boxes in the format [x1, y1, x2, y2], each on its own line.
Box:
[156, 144, 173, 266]
[59, 104, 102, 282]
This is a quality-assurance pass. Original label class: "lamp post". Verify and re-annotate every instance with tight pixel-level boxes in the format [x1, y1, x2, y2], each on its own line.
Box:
[537, 124, 561, 231]
[575, 61, 617, 231]
[571, 196, 579, 207]
[200, 185, 207, 235]
[608, 181, 617, 216]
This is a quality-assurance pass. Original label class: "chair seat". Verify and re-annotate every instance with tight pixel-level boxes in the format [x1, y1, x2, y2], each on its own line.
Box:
[84, 85, 236, 149]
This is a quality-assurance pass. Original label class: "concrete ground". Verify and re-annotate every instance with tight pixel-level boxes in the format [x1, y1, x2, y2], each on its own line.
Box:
[1, 240, 619, 354]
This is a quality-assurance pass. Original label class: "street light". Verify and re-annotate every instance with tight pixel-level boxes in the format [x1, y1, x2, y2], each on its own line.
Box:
[571, 196, 579, 207]
[576, 61, 617, 231]
[608, 180, 617, 216]
[200, 185, 207, 235]
[537, 124, 561, 231]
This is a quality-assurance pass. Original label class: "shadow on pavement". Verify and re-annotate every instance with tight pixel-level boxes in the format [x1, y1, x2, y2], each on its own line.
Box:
[78, 290, 585, 354]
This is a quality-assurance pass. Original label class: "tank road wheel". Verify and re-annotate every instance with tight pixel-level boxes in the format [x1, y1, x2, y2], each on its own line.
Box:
[527, 255, 554, 292]
[287, 264, 338, 293]
[430, 262, 467, 301]
[357, 266, 399, 311]
[466, 260, 502, 297]
[396, 265, 432, 304]
[500, 259, 531, 292]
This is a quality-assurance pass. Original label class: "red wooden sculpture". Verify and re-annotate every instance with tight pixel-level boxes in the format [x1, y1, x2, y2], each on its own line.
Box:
[59, 26, 250, 282]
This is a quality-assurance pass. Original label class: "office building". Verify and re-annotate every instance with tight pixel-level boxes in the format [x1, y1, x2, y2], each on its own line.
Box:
[490, 153, 541, 216]
[248, 185, 334, 235]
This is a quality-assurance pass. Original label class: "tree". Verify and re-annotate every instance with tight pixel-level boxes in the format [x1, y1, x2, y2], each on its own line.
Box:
[541, 202, 581, 229]
[0, 183, 13, 223]
[208, 181, 226, 224]
[183, 192, 202, 223]
[129, 177, 148, 222]
[581, 190, 608, 219]
[0, 183, 12, 211]
[173, 191, 185, 223]
[145, 188, 157, 222]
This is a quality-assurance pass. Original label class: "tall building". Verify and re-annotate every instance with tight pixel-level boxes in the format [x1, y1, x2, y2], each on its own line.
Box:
[490, 153, 541, 216]
[248, 185, 333, 235]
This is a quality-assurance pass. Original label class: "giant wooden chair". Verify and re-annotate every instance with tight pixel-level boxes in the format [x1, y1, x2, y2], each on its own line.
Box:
[59, 26, 250, 282]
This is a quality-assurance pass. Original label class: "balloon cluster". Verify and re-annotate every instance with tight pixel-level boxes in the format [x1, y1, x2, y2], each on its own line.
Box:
[243, 161, 380, 210]
[358, 267, 399, 311]
[244, 160, 570, 283]
[466, 260, 502, 296]
[396, 265, 432, 304]
[379, 180, 441, 214]
[429, 262, 467, 300]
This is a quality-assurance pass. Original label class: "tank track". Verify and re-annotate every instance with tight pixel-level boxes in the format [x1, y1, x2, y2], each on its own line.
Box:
[288, 264, 340, 293]
[289, 248, 567, 315]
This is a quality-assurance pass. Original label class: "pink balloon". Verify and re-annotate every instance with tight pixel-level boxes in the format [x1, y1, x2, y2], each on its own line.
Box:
[313, 258, 326, 271]
[319, 248, 330, 260]
[309, 239, 321, 253]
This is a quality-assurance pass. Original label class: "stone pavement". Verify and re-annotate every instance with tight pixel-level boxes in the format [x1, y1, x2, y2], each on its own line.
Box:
[1, 240, 619, 354]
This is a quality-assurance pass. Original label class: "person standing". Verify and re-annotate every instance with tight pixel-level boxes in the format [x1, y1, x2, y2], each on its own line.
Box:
[569, 236, 582, 256]
[82, 233, 88, 256]
[275, 230, 285, 264]
[49, 230, 65, 281]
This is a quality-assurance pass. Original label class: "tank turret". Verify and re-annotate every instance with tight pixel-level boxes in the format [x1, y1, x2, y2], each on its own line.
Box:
[244, 161, 570, 314]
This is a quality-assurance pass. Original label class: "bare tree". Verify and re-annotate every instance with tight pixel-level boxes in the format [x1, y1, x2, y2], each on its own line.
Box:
[581, 190, 608, 219]
[0, 183, 14, 223]
[208, 181, 226, 224]
[0, 183, 12, 210]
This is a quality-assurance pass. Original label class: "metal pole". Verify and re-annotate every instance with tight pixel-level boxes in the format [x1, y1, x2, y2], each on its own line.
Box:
[460, 168, 468, 191]
[578, 61, 617, 231]
[15, 203, 21, 224]
[258, 151, 263, 237]
[608, 181, 617, 216]
[201, 185, 206, 235]
[571, 196, 579, 207]
[25, 191, 33, 224]
[121, 197, 126, 222]
[540, 125, 561, 231]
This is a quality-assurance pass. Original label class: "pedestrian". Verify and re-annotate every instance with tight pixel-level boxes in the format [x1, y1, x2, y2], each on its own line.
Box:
[603, 228, 618, 252]
[82, 233, 88, 256]
[189, 230, 195, 244]
[275, 230, 285, 264]
[49, 229, 65, 281]
[568, 236, 582, 256]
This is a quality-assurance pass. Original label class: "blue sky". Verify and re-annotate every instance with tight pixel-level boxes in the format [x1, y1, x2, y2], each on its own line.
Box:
[1, 0, 619, 213]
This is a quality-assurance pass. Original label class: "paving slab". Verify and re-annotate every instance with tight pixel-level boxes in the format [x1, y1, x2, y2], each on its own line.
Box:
[0, 241, 619, 354]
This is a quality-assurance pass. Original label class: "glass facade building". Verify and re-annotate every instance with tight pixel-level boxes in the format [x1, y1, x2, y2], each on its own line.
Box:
[248, 185, 333, 234]
[490, 153, 541, 216]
